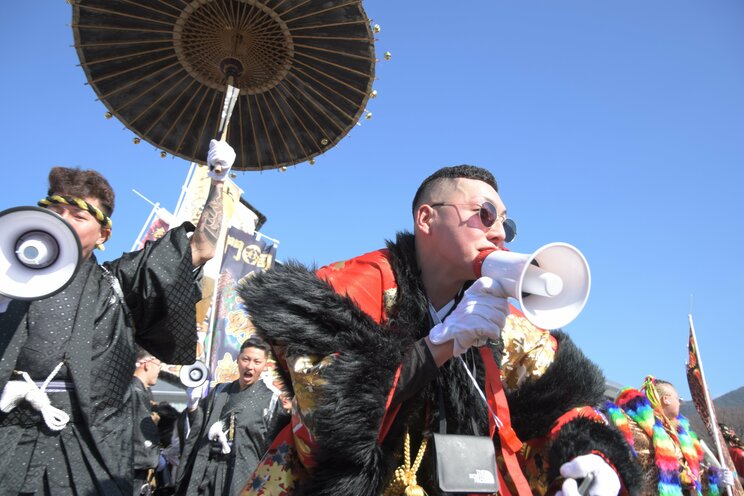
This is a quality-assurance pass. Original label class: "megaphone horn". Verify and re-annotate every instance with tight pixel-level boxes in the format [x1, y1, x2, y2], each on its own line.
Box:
[0, 206, 82, 312]
[179, 361, 209, 388]
[473, 242, 591, 330]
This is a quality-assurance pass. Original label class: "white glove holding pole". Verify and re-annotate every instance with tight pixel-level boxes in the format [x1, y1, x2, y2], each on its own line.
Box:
[428, 276, 509, 356]
[207, 139, 236, 182]
[721, 468, 734, 487]
[556, 454, 621, 496]
[186, 384, 206, 410]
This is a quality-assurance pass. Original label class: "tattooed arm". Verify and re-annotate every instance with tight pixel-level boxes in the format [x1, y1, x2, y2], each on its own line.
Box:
[189, 139, 236, 267]
[190, 182, 224, 267]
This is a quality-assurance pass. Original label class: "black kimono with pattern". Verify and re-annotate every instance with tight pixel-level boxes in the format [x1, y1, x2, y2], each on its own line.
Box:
[0, 224, 199, 496]
[176, 380, 287, 496]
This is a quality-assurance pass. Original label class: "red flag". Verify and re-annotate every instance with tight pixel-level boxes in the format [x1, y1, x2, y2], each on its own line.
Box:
[687, 315, 743, 495]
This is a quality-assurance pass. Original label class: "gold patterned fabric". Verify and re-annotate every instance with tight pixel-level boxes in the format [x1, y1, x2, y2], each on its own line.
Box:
[499, 312, 557, 391]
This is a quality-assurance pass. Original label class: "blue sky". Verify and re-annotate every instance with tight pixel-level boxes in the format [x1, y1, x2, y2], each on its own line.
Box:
[2, 1, 743, 400]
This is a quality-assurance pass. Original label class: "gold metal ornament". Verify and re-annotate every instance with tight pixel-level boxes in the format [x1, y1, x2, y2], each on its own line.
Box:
[320, 138, 329, 146]
[104, 111, 113, 119]
[384, 51, 392, 61]
[160, 151, 167, 158]
[133, 137, 141, 144]
[383, 431, 428, 496]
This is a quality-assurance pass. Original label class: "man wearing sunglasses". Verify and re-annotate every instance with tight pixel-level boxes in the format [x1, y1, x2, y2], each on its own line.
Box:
[238, 165, 641, 496]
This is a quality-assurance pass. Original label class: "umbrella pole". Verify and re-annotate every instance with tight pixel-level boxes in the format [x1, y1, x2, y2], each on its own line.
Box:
[219, 75, 241, 142]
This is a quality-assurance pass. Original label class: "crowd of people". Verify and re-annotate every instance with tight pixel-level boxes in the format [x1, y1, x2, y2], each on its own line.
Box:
[1, 140, 741, 496]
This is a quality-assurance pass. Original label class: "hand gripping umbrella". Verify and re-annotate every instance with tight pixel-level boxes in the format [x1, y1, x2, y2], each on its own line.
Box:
[71, 0, 377, 171]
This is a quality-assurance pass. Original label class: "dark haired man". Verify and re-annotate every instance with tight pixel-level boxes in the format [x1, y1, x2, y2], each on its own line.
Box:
[239, 165, 642, 495]
[176, 336, 289, 496]
[0, 140, 235, 495]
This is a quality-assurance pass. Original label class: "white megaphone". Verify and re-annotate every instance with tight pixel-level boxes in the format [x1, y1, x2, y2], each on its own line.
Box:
[0, 206, 83, 313]
[179, 361, 209, 388]
[473, 242, 590, 330]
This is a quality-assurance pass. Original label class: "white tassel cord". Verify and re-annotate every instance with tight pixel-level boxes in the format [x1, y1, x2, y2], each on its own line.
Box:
[0, 362, 70, 431]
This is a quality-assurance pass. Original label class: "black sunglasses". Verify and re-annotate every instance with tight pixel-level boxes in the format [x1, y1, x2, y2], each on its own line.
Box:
[430, 201, 517, 242]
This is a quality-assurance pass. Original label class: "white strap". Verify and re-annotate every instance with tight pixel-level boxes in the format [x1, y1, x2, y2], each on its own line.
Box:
[458, 356, 503, 429]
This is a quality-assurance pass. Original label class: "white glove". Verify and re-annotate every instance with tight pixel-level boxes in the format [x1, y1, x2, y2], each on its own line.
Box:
[428, 276, 509, 356]
[556, 454, 621, 496]
[0, 380, 30, 412]
[208, 420, 231, 454]
[721, 468, 734, 487]
[186, 384, 205, 410]
[207, 139, 236, 182]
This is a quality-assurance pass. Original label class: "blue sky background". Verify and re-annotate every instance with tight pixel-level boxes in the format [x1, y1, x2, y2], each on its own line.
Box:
[2, 1, 743, 399]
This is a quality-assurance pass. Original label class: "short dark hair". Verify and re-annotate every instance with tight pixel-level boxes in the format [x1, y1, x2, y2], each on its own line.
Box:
[240, 335, 270, 354]
[134, 345, 154, 363]
[411, 165, 498, 215]
[48, 166, 115, 217]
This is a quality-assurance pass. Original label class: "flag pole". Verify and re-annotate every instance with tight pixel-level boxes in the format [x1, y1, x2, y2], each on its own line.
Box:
[689, 313, 731, 496]
[130, 198, 158, 251]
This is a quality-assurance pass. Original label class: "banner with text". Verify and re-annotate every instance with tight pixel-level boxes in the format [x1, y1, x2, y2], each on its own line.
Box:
[208, 227, 278, 388]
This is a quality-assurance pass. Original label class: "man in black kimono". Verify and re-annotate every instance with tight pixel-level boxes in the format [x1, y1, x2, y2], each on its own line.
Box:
[0, 139, 235, 496]
[131, 347, 164, 495]
[176, 336, 289, 496]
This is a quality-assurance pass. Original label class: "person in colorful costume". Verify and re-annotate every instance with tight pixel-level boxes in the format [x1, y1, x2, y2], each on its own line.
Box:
[0, 140, 235, 495]
[608, 377, 732, 495]
[238, 165, 641, 496]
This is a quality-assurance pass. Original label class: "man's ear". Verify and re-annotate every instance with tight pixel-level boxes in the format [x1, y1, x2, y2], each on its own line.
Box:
[97, 226, 112, 247]
[415, 205, 435, 234]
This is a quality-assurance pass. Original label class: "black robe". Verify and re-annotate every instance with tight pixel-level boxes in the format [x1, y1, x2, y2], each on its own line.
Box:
[176, 380, 287, 496]
[0, 224, 199, 495]
[131, 377, 161, 494]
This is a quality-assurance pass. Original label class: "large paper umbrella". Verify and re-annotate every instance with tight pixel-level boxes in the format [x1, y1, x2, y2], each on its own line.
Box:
[71, 0, 377, 171]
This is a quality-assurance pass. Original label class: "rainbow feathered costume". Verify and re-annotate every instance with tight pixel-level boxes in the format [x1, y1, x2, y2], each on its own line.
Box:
[606, 377, 721, 496]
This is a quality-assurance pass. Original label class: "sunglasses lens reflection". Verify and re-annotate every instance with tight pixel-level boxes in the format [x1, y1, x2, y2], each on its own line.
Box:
[480, 202, 497, 227]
